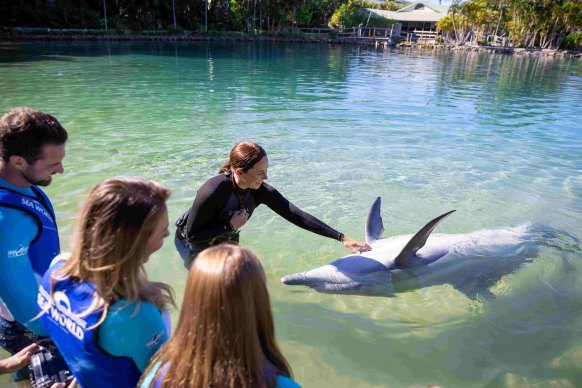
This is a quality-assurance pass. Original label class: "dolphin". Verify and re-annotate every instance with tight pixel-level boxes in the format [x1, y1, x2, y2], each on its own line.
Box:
[281, 197, 558, 299]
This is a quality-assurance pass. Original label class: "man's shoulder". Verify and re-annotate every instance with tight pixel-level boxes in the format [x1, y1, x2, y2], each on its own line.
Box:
[0, 178, 36, 197]
[0, 206, 37, 229]
[0, 184, 50, 223]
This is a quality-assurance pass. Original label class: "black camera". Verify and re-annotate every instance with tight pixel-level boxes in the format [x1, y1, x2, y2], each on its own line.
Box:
[29, 346, 73, 388]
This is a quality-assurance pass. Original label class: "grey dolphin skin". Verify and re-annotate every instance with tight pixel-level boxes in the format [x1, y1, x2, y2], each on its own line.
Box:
[281, 197, 559, 299]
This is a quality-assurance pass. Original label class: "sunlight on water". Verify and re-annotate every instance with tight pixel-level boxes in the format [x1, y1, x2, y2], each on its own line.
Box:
[1, 41, 581, 387]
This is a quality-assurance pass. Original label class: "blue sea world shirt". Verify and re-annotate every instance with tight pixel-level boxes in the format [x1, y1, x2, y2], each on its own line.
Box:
[38, 258, 170, 388]
[0, 177, 60, 335]
[140, 361, 302, 388]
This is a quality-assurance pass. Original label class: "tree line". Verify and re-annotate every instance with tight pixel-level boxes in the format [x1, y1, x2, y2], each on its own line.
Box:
[1, 1, 580, 49]
[436, 0, 582, 49]
[0, 0, 389, 33]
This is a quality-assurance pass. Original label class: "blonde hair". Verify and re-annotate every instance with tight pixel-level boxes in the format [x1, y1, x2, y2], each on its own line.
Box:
[50, 177, 175, 327]
[142, 244, 292, 388]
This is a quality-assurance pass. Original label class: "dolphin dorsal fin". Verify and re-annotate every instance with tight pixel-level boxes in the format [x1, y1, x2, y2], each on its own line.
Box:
[394, 210, 456, 268]
[365, 197, 384, 245]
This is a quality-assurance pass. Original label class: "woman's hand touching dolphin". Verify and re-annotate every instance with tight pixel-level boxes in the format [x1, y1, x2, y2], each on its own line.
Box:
[341, 235, 371, 254]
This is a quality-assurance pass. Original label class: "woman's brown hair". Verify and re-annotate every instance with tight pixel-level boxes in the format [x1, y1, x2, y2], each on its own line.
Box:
[219, 141, 267, 174]
[141, 244, 292, 388]
[49, 177, 175, 327]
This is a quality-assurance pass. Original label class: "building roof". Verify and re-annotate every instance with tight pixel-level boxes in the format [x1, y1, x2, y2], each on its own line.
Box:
[365, 2, 449, 23]
[397, 2, 449, 14]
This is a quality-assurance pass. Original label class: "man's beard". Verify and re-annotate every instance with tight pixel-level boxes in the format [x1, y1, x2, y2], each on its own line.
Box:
[23, 170, 52, 187]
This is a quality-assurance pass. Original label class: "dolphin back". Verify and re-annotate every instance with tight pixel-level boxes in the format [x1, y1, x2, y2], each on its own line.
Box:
[394, 209, 456, 268]
[365, 197, 385, 245]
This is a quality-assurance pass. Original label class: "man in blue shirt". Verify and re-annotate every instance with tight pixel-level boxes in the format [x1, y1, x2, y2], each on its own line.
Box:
[0, 107, 68, 381]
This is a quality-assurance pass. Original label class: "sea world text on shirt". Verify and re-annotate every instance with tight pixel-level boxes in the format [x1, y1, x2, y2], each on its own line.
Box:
[7, 245, 28, 258]
[38, 285, 87, 340]
[20, 197, 54, 223]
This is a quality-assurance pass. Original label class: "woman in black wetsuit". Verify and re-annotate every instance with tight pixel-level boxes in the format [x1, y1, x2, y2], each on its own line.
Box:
[175, 141, 371, 268]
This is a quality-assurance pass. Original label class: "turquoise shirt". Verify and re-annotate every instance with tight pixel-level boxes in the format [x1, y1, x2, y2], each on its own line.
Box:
[99, 300, 169, 372]
[0, 177, 47, 335]
[38, 257, 170, 387]
[140, 361, 301, 387]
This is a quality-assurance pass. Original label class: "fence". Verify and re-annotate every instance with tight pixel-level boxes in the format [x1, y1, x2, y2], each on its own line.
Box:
[338, 26, 394, 41]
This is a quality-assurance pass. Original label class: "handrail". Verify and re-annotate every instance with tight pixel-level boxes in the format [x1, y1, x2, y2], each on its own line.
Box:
[298, 28, 333, 34]
[338, 26, 394, 40]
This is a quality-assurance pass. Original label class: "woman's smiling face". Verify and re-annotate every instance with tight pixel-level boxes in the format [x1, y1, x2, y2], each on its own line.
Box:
[238, 156, 269, 190]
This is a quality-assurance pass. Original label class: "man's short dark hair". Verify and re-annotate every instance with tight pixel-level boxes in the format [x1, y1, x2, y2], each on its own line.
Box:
[0, 107, 68, 164]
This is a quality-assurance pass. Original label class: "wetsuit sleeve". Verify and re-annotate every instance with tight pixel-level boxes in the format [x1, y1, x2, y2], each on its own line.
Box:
[0, 207, 47, 335]
[98, 301, 168, 372]
[259, 184, 343, 241]
[185, 177, 232, 242]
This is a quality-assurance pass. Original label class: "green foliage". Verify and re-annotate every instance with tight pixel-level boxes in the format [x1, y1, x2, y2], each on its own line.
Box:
[195, 22, 207, 33]
[440, 0, 582, 49]
[2, 0, 578, 49]
[436, 15, 453, 33]
[329, 0, 399, 29]
[562, 31, 582, 49]
[167, 25, 184, 35]
[227, 0, 245, 31]
[367, 16, 396, 28]
[296, 7, 313, 27]
[330, 3, 363, 29]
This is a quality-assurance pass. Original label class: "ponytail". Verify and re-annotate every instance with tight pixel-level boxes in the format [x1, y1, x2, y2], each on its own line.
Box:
[219, 161, 231, 174]
[219, 142, 266, 175]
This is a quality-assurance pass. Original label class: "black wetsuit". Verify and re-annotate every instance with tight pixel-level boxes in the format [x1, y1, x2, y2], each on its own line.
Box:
[175, 173, 343, 265]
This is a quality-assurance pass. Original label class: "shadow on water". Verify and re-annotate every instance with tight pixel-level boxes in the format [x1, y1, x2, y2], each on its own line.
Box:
[0, 40, 351, 70]
[0, 41, 358, 107]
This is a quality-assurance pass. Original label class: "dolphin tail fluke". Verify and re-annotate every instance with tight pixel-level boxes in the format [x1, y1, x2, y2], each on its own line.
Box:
[365, 197, 385, 245]
[394, 210, 456, 268]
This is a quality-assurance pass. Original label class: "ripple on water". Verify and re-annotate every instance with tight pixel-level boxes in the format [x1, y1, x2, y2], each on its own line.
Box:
[1, 42, 581, 388]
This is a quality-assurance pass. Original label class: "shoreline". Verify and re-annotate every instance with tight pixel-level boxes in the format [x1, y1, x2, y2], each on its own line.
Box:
[1, 33, 581, 59]
[396, 42, 582, 59]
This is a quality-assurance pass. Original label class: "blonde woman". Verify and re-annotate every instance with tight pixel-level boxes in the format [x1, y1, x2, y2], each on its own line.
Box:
[140, 244, 300, 388]
[37, 178, 175, 388]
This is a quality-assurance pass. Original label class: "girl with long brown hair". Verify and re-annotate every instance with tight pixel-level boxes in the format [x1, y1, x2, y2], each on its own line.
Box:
[175, 141, 371, 268]
[37, 177, 175, 388]
[140, 244, 300, 388]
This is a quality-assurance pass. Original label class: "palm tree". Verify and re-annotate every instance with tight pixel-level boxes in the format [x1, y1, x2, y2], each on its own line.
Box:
[103, 0, 108, 31]
[172, 0, 177, 29]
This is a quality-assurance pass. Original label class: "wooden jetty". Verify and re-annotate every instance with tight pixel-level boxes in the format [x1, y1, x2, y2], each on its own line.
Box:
[298, 26, 396, 46]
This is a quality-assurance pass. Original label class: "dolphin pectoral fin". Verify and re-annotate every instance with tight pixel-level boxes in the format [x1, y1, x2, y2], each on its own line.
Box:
[365, 197, 385, 245]
[394, 210, 456, 268]
[281, 272, 307, 285]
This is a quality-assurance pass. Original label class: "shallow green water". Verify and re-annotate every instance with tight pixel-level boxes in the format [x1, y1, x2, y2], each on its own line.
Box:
[1, 41, 581, 387]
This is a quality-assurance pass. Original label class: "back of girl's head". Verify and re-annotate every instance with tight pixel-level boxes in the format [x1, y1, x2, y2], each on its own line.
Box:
[219, 141, 267, 174]
[147, 244, 291, 387]
[59, 177, 172, 305]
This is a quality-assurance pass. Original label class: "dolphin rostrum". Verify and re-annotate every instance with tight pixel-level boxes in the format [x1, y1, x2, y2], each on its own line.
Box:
[281, 197, 553, 299]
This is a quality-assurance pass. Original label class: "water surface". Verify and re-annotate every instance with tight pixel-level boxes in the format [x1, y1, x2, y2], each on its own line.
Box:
[1, 41, 581, 387]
